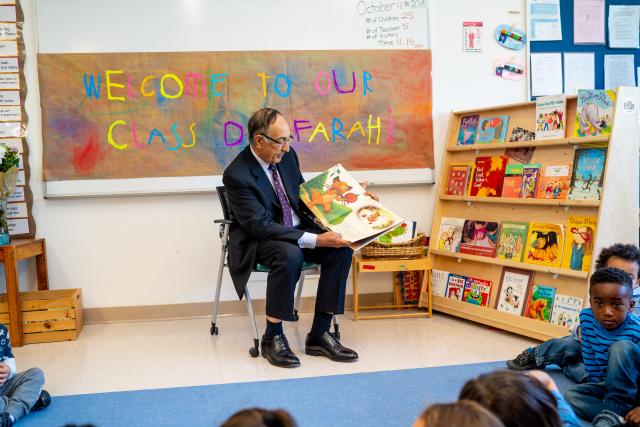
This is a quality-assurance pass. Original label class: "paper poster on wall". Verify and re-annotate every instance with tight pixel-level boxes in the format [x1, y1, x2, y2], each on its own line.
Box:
[605, 55, 636, 90]
[574, 0, 605, 45]
[530, 52, 563, 97]
[463, 22, 482, 52]
[564, 53, 595, 95]
[528, 0, 562, 41]
[608, 5, 640, 49]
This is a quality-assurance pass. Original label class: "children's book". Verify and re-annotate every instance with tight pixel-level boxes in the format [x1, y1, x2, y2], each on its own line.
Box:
[437, 217, 465, 253]
[445, 273, 466, 301]
[462, 276, 492, 306]
[537, 165, 571, 200]
[432, 269, 450, 297]
[477, 116, 510, 143]
[509, 127, 535, 142]
[299, 164, 403, 250]
[535, 94, 566, 140]
[496, 221, 529, 262]
[505, 146, 536, 164]
[568, 147, 607, 201]
[459, 220, 499, 258]
[520, 166, 540, 199]
[496, 268, 533, 315]
[446, 163, 473, 196]
[525, 285, 557, 322]
[524, 223, 564, 268]
[550, 294, 583, 328]
[561, 216, 598, 272]
[457, 115, 480, 145]
[501, 164, 524, 198]
[574, 89, 615, 137]
[469, 156, 508, 197]
[376, 220, 417, 244]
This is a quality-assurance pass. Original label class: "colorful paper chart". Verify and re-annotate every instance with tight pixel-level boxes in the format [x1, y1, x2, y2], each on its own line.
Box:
[495, 25, 526, 50]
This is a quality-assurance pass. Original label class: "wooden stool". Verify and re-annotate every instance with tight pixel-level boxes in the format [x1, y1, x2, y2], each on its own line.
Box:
[0, 239, 49, 347]
[351, 255, 432, 320]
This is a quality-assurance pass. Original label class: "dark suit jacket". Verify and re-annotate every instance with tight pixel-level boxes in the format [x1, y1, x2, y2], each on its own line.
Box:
[222, 146, 319, 298]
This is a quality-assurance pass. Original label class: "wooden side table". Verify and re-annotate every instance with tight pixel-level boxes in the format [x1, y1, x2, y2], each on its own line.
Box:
[0, 239, 49, 347]
[351, 255, 432, 320]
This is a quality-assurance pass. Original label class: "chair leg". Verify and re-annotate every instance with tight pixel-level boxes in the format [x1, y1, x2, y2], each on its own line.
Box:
[244, 288, 261, 358]
[293, 271, 306, 321]
[332, 314, 340, 340]
[211, 228, 229, 336]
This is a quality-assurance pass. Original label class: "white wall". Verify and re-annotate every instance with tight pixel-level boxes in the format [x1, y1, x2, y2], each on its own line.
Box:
[14, 0, 527, 309]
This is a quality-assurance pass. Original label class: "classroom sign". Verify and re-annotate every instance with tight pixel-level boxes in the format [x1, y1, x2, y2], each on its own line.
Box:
[37, 50, 433, 180]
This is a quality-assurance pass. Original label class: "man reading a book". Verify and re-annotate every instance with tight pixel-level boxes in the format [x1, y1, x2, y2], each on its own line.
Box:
[222, 107, 366, 368]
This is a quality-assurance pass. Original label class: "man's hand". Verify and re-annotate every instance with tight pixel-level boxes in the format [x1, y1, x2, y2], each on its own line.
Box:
[626, 407, 640, 426]
[316, 232, 350, 248]
[360, 181, 379, 202]
[0, 363, 10, 385]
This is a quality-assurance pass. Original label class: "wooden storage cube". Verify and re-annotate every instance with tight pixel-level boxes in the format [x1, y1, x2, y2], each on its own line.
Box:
[0, 289, 82, 344]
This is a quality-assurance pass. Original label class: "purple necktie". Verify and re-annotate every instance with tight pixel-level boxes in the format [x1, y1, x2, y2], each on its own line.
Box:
[268, 164, 293, 227]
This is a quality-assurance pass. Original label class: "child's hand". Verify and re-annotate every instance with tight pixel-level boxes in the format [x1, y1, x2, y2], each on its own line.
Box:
[626, 406, 640, 426]
[525, 370, 559, 392]
[0, 363, 10, 385]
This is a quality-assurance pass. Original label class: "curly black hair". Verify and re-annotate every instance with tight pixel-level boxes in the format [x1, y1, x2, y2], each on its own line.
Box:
[595, 244, 640, 278]
[590, 267, 634, 296]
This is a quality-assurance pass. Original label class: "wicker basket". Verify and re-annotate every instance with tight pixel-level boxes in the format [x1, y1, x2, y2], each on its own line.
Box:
[360, 233, 426, 259]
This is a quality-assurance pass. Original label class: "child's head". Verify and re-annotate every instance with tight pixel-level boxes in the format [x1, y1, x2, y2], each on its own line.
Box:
[595, 243, 640, 286]
[458, 370, 563, 427]
[589, 267, 635, 330]
[221, 408, 297, 427]
[413, 400, 504, 427]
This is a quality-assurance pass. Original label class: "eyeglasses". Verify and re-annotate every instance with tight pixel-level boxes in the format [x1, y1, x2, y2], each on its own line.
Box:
[260, 134, 294, 146]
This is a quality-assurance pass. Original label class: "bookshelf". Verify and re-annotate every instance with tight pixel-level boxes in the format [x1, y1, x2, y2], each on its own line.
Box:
[423, 87, 640, 341]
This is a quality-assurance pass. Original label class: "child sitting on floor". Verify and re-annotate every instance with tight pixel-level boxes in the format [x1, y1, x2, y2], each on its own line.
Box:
[413, 400, 505, 427]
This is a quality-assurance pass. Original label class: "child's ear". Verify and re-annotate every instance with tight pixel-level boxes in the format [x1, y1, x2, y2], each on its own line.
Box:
[630, 297, 636, 311]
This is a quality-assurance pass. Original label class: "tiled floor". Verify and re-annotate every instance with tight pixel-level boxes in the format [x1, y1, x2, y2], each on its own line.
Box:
[13, 312, 538, 396]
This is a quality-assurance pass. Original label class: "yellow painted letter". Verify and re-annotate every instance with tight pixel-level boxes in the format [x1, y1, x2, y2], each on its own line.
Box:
[257, 72, 271, 97]
[105, 70, 126, 101]
[309, 122, 330, 143]
[140, 76, 156, 97]
[108, 120, 127, 150]
[160, 73, 184, 99]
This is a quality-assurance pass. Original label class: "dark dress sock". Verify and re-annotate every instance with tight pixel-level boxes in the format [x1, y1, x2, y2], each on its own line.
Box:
[310, 312, 333, 338]
[265, 319, 284, 339]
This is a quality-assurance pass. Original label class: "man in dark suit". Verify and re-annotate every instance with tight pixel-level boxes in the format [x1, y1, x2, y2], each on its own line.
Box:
[222, 108, 359, 368]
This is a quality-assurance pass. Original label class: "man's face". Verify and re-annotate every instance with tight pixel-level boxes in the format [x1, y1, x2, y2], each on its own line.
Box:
[253, 114, 291, 165]
[606, 256, 640, 287]
[590, 282, 634, 330]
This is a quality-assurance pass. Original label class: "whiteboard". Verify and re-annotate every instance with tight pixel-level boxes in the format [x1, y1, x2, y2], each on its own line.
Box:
[35, 0, 433, 197]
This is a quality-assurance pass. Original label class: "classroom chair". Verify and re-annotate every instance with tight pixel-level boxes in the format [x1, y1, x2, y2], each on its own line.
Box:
[211, 186, 339, 358]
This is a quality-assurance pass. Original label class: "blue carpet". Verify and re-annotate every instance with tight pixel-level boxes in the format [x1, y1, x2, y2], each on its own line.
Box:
[17, 361, 588, 427]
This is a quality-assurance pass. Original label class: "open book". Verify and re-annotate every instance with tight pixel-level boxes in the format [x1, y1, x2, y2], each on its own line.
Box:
[299, 164, 403, 250]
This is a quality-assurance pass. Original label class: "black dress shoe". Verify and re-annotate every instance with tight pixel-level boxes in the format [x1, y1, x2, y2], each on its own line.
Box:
[305, 332, 358, 362]
[261, 334, 300, 368]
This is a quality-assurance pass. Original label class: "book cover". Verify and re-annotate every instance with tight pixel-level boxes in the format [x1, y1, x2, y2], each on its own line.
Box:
[501, 164, 524, 198]
[459, 220, 499, 258]
[445, 273, 466, 301]
[377, 220, 417, 244]
[470, 156, 508, 197]
[574, 89, 615, 137]
[525, 285, 557, 322]
[535, 94, 566, 140]
[568, 147, 607, 201]
[496, 221, 529, 262]
[550, 294, 583, 328]
[496, 268, 533, 315]
[505, 146, 536, 164]
[432, 269, 450, 297]
[520, 166, 540, 198]
[437, 217, 465, 253]
[561, 216, 598, 272]
[462, 276, 492, 306]
[524, 223, 564, 268]
[477, 116, 510, 143]
[457, 115, 480, 145]
[446, 163, 473, 196]
[537, 165, 571, 200]
[509, 127, 536, 142]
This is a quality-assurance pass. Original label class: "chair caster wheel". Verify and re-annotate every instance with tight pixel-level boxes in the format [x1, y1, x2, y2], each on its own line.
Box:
[249, 347, 260, 358]
[210, 324, 219, 336]
[293, 310, 299, 321]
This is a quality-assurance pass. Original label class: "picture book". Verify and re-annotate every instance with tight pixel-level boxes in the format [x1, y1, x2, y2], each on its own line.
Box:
[437, 217, 465, 253]
[496, 221, 529, 262]
[299, 164, 403, 250]
[535, 94, 566, 140]
[520, 166, 540, 198]
[524, 223, 564, 268]
[376, 220, 417, 244]
[550, 294, 583, 328]
[432, 269, 450, 297]
[445, 273, 466, 301]
[457, 115, 480, 145]
[462, 276, 492, 306]
[505, 146, 536, 164]
[561, 216, 598, 272]
[459, 220, 499, 258]
[496, 268, 533, 315]
[395, 271, 421, 304]
[469, 156, 508, 197]
[446, 163, 473, 196]
[477, 116, 510, 143]
[574, 89, 615, 137]
[501, 164, 524, 198]
[568, 147, 607, 201]
[525, 285, 557, 322]
[509, 127, 536, 142]
[537, 165, 571, 200]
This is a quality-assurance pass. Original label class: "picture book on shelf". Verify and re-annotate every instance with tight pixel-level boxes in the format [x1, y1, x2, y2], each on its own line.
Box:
[432, 269, 450, 297]
[446, 273, 466, 301]
[477, 116, 510, 143]
[446, 163, 473, 196]
[438, 217, 465, 253]
[496, 221, 528, 262]
[524, 223, 564, 268]
[574, 89, 615, 137]
[462, 276, 492, 306]
[457, 115, 479, 145]
[568, 147, 607, 201]
[525, 285, 557, 322]
[535, 94, 566, 140]
[509, 127, 535, 142]
[501, 164, 524, 198]
[459, 220, 499, 258]
[520, 166, 540, 198]
[550, 294, 583, 328]
[470, 156, 508, 197]
[377, 220, 417, 244]
[505, 146, 536, 164]
[496, 268, 533, 315]
[537, 165, 571, 199]
[561, 216, 598, 272]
